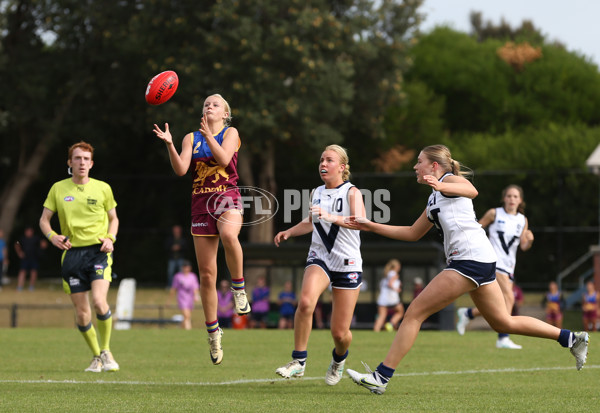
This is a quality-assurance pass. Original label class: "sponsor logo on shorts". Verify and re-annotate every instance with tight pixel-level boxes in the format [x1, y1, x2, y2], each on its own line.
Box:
[347, 272, 359, 283]
[95, 264, 104, 276]
[192, 222, 209, 227]
[64, 196, 75, 202]
[69, 277, 80, 286]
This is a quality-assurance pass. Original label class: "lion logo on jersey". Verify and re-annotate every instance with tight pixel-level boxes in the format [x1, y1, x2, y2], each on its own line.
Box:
[194, 160, 229, 186]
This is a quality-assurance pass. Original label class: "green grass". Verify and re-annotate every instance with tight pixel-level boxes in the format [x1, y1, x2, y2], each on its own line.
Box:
[0, 328, 598, 412]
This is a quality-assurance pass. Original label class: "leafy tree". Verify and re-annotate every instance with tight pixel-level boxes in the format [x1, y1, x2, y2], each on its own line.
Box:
[0, 0, 423, 283]
[407, 26, 600, 136]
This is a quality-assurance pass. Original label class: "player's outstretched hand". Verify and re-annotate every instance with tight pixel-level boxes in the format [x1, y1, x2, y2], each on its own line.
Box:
[345, 216, 372, 231]
[153, 123, 173, 144]
[274, 231, 289, 247]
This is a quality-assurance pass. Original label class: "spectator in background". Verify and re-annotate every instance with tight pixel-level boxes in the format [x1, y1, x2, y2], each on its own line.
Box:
[413, 277, 424, 299]
[373, 259, 404, 332]
[217, 280, 234, 328]
[0, 229, 7, 289]
[277, 280, 297, 330]
[582, 281, 598, 332]
[165, 224, 189, 288]
[313, 296, 325, 329]
[543, 281, 564, 328]
[168, 260, 200, 330]
[512, 283, 524, 316]
[250, 276, 270, 329]
[15, 226, 47, 291]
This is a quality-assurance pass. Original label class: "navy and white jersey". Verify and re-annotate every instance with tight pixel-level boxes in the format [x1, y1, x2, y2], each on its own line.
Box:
[307, 181, 362, 272]
[487, 207, 525, 276]
[425, 173, 496, 264]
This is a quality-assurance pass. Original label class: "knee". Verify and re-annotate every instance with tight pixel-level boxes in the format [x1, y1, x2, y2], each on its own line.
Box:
[197, 267, 216, 283]
[220, 232, 240, 249]
[331, 328, 351, 344]
[76, 307, 92, 324]
[297, 297, 316, 315]
[91, 298, 108, 315]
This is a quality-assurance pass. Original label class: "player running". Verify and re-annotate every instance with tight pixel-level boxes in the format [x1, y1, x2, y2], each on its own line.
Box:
[456, 185, 534, 349]
[345, 144, 589, 395]
[274, 144, 365, 386]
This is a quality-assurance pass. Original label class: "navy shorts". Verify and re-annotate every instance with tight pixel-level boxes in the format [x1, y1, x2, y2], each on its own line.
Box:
[61, 245, 113, 294]
[20, 258, 40, 271]
[306, 258, 362, 290]
[447, 260, 496, 287]
[496, 267, 515, 282]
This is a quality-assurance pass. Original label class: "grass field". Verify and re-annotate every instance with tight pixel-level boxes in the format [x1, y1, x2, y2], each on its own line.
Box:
[0, 327, 597, 412]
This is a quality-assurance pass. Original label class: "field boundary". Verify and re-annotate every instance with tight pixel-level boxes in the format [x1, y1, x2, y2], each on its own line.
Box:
[2, 364, 598, 386]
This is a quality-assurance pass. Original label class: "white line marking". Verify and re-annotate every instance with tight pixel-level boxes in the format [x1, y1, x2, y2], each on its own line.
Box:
[1, 365, 597, 386]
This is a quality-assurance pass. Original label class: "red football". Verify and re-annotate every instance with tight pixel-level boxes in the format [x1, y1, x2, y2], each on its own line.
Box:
[145, 70, 179, 105]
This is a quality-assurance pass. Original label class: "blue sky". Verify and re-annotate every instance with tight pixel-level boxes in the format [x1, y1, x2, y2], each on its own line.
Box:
[420, 0, 599, 66]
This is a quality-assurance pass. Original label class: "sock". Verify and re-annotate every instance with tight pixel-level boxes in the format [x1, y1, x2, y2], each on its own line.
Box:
[231, 277, 245, 290]
[466, 308, 474, 319]
[206, 320, 220, 334]
[498, 333, 509, 340]
[96, 310, 113, 351]
[557, 329, 574, 348]
[78, 322, 101, 356]
[375, 362, 394, 382]
[332, 348, 348, 363]
[292, 350, 307, 366]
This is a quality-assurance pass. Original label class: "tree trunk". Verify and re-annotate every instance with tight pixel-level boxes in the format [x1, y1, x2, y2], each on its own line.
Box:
[250, 141, 276, 244]
[238, 141, 277, 286]
[0, 135, 52, 241]
[0, 84, 83, 242]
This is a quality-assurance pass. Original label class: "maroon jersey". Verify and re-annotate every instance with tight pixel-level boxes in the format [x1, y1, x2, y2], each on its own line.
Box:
[190, 128, 241, 215]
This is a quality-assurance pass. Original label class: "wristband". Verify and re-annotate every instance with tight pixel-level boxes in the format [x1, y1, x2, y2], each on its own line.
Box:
[46, 231, 57, 241]
[107, 234, 117, 243]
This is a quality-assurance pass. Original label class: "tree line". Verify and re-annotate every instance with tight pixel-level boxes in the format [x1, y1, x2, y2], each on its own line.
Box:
[1, 1, 599, 284]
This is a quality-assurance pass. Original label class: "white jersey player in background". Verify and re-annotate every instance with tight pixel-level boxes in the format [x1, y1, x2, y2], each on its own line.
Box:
[345, 144, 589, 395]
[274, 144, 366, 386]
[456, 185, 534, 349]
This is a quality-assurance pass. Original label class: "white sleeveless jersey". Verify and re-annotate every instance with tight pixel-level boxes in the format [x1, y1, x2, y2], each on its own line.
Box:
[377, 270, 401, 306]
[308, 181, 362, 272]
[425, 173, 496, 264]
[487, 207, 525, 275]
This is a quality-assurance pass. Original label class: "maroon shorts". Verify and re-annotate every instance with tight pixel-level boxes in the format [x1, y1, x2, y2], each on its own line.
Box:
[546, 311, 563, 322]
[191, 209, 243, 236]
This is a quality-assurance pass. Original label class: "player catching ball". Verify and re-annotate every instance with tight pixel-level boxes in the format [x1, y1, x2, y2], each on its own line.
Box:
[153, 93, 250, 365]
